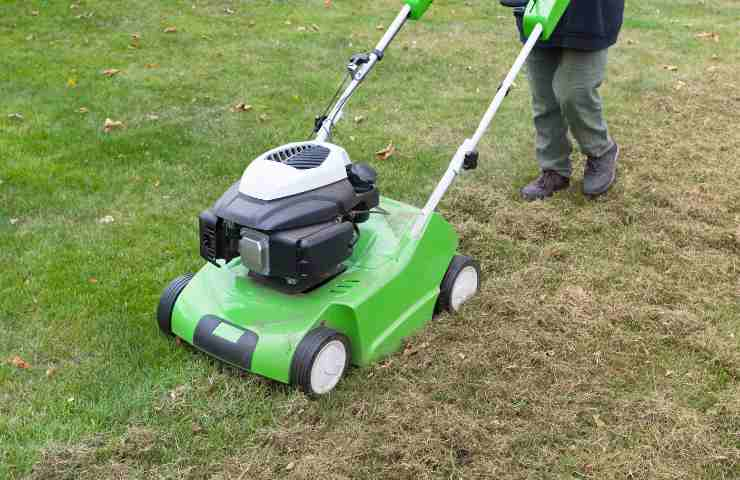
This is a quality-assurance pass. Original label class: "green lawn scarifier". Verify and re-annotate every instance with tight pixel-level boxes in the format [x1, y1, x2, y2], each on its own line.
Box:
[157, 0, 571, 396]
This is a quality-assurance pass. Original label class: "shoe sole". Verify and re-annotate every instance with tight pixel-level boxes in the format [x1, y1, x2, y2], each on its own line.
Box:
[584, 144, 620, 197]
[520, 184, 570, 202]
[521, 192, 552, 202]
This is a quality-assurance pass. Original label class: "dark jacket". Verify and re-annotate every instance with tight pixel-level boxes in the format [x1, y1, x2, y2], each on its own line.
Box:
[516, 0, 624, 50]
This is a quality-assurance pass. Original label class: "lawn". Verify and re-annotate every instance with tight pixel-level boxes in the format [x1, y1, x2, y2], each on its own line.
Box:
[1, 0, 738, 478]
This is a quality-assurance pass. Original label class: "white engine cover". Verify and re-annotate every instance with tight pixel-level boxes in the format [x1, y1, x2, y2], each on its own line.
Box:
[239, 141, 351, 201]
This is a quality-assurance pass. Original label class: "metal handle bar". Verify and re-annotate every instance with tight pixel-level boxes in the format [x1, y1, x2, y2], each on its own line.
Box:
[410, 23, 544, 238]
[315, 4, 412, 142]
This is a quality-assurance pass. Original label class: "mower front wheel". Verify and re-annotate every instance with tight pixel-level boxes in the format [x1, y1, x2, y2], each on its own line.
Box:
[291, 327, 351, 396]
[436, 255, 480, 313]
[157, 273, 194, 335]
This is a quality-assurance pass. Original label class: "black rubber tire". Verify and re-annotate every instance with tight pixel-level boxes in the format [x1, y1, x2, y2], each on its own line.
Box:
[435, 255, 480, 313]
[290, 327, 351, 397]
[157, 273, 194, 335]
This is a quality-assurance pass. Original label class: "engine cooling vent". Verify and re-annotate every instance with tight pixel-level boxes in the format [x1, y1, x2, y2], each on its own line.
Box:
[267, 144, 331, 170]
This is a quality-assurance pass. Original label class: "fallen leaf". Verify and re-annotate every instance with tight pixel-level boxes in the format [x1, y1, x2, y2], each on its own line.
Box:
[230, 102, 252, 113]
[297, 26, 307, 32]
[46, 367, 57, 378]
[97, 215, 115, 224]
[258, 113, 269, 122]
[163, 26, 177, 33]
[353, 115, 365, 124]
[67, 77, 78, 88]
[130, 32, 141, 48]
[375, 142, 395, 161]
[695, 31, 720, 42]
[402, 341, 428, 356]
[593, 414, 606, 428]
[376, 24, 385, 31]
[9, 356, 31, 369]
[101, 68, 121, 77]
[144, 63, 160, 69]
[662, 65, 678, 72]
[168, 384, 188, 401]
[191, 423, 204, 433]
[103, 118, 124, 132]
[77, 107, 89, 114]
[31, 10, 39, 16]
[88, 277, 98, 284]
[7, 113, 23, 121]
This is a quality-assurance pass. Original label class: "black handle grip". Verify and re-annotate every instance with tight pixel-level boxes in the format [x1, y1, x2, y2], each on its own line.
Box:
[499, 0, 528, 7]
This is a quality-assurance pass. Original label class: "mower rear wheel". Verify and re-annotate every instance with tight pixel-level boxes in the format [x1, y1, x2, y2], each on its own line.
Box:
[291, 327, 350, 396]
[157, 273, 194, 335]
[436, 255, 480, 313]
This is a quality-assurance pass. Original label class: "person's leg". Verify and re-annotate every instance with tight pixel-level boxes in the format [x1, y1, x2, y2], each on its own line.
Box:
[553, 48, 612, 157]
[553, 48, 618, 195]
[520, 47, 571, 201]
[526, 47, 573, 178]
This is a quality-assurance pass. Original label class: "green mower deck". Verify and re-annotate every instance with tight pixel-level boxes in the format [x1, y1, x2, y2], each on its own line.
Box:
[168, 197, 458, 385]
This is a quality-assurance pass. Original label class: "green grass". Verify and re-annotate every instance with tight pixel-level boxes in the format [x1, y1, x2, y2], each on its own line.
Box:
[2, 0, 739, 478]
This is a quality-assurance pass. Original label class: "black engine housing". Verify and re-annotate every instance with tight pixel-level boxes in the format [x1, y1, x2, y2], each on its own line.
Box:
[199, 165, 379, 293]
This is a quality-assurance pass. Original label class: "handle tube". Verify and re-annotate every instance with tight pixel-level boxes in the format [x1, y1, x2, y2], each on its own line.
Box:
[410, 23, 543, 238]
[470, 22, 542, 148]
[315, 4, 411, 142]
[376, 4, 412, 52]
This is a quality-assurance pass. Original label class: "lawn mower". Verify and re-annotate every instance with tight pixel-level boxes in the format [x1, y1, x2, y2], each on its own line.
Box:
[157, 0, 570, 395]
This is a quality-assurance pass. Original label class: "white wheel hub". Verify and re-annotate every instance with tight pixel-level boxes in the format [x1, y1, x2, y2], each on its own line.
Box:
[310, 340, 347, 394]
[450, 265, 479, 311]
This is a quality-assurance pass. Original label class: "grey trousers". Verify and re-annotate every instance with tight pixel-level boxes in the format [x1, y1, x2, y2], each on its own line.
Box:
[526, 47, 614, 178]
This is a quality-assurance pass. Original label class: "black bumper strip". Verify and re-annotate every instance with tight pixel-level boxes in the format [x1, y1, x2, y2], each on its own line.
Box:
[193, 315, 258, 371]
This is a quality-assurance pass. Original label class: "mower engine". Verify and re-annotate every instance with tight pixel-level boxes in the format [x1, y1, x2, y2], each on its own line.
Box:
[198, 142, 379, 293]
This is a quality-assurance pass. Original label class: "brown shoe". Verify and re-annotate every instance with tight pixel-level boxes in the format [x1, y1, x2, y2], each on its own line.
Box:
[583, 142, 619, 197]
[520, 170, 570, 201]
